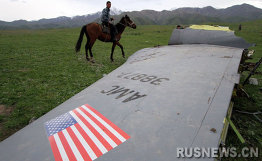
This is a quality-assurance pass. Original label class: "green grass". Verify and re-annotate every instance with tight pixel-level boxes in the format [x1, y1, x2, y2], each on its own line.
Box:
[0, 25, 175, 140]
[0, 21, 261, 160]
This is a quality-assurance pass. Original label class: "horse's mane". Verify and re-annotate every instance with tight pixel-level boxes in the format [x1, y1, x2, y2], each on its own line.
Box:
[118, 15, 130, 23]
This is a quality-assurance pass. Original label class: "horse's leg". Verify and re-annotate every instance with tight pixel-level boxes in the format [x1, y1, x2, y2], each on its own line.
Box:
[111, 42, 117, 62]
[85, 41, 90, 61]
[89, 39, 96, 63]
[116, 41, 125, 58]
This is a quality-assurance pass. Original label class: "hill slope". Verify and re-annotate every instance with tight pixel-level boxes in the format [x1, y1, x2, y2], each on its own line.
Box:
[0, 3, 261, 29]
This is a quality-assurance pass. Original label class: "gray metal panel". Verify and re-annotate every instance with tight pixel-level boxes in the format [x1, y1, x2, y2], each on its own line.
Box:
[168, 28, 252, 49]
[0, 45, 242, 161]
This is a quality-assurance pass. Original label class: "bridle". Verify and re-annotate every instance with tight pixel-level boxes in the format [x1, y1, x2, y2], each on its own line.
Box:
[118, 21, 135, 28]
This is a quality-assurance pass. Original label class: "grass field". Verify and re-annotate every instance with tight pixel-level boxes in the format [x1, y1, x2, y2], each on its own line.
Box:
[0, 21, 261, 160]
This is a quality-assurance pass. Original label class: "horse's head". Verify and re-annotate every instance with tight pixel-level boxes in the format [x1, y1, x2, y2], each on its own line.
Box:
[121, 15, 136, 29]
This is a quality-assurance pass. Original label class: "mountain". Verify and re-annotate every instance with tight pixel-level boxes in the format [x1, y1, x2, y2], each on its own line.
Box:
[0, 12, 103, 29]
[110, 7, 123, 15]
[0, 7, 123, 30]
[121, 3, 262, 25]
[0, 4, 261, 29]
[173, 4, 262, 22]
[117, 9, 221, 25]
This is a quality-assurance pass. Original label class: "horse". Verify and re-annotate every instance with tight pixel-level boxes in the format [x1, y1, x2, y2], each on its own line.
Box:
[75, 15, 136, 62]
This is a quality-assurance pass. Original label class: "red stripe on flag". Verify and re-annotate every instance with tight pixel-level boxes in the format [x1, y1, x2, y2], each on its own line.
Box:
[84, 104, 130, 140]
[66, 127, 92, 161]
[79, 106, 122, 145]
[73, 109, 113, 151]
[75, 123, 103, 158]
[58, 131, 77, 161]
[48, 135, 63, 161]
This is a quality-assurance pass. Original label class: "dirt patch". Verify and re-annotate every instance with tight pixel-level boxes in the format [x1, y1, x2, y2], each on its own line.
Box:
[221, 56, 233, 58]
[0, 105, 14, 115]
[0, 105, 15, 141]
[210, 128, 217, 133]
[17, 68, 31, 72]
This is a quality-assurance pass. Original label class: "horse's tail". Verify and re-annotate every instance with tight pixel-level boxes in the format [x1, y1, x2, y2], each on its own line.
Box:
[75, 25, 86, 52]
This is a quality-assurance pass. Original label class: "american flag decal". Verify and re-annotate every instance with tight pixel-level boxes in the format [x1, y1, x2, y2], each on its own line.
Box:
[45, 104, 130, 161]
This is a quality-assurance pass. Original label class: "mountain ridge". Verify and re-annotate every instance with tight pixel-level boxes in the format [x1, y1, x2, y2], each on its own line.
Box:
[0, 3, 261, 29]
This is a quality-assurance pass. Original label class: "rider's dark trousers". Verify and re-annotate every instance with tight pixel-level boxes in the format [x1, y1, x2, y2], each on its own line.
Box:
[102, 21, 117, 41]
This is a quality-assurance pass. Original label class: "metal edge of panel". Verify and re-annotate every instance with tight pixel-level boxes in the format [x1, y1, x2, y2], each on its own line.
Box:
[214, 102, 233, 161]
[219, 102, 234, 146]
[215, 47, 248, 161]
[168, 28, 253, 49]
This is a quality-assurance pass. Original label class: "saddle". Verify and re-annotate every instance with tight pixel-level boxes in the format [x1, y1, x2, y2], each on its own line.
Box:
[100, 24, 110, 34]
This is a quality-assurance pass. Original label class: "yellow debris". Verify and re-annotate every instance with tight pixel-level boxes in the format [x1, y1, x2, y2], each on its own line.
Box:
[189, 25, 232, 31]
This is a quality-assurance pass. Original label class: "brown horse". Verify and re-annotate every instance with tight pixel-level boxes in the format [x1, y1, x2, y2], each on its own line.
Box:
[75, 15, 136, 62]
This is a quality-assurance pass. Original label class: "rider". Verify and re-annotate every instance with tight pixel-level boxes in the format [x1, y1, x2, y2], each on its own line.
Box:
[101, 1, 118, 42]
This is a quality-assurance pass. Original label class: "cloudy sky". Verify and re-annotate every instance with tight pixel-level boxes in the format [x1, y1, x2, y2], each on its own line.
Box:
[1, 0, 262, 22]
